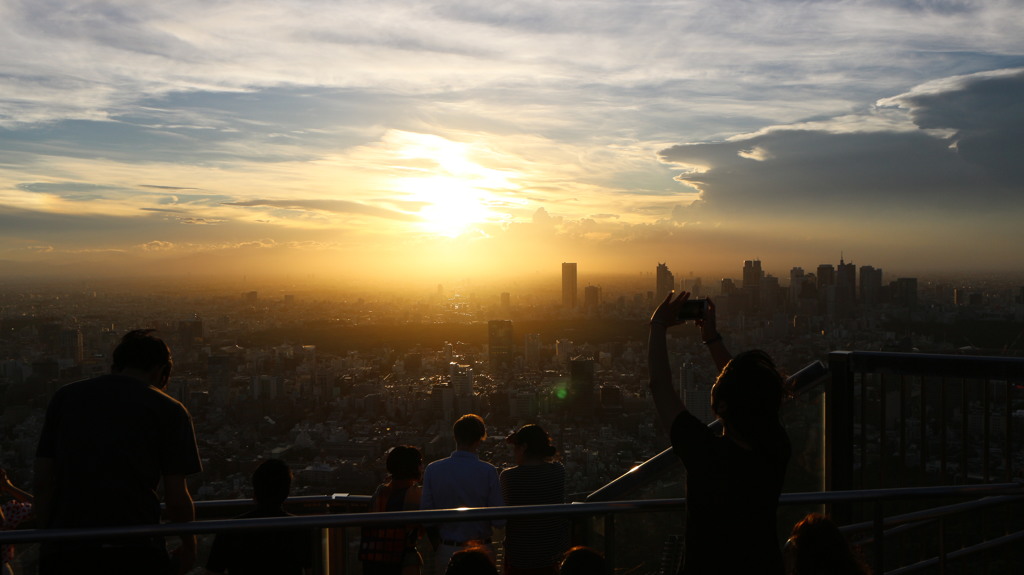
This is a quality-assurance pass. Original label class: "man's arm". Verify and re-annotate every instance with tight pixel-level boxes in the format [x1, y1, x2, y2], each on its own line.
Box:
[32, 457, 55, 527]
[164, 474, 196, 574]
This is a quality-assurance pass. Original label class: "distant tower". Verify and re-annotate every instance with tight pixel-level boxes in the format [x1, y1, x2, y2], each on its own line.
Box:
[859, 266, 882, 305]
[742, 260, 762, 312]
[656, 263, 675, 300]
[816, 264, 835, 289]
[524, 333, 542, 369]
[742, 260, 762, 289]
[836, 256, 857, 317]
[449, 362, 474, 396]
[569, 357, 596, 419]
[789, 267, 805, 304]
[894, 278, 918, 310]
[816, 264, 836, 315]
[583, 285, 602, 311]
[562, 263, 578, 309]
[488, 320, 514, 373]
[59, 328, 84, 364]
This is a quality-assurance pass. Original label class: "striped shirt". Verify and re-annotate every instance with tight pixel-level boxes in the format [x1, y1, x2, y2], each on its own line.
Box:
[499, 461, 569, 569]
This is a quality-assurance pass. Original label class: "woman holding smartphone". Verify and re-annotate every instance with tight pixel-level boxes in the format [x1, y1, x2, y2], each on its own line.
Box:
[649, 291, 790, 575]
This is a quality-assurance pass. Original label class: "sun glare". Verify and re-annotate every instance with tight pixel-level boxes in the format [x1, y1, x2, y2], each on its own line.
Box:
[389, 131, 519, 237]
[413, 177, 493, 237]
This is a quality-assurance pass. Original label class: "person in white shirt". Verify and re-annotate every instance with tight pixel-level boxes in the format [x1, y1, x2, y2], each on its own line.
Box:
[420, 414, 504, 574]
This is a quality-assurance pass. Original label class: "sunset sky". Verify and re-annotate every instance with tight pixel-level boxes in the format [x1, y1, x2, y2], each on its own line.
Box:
[2, 1, 1023, 285]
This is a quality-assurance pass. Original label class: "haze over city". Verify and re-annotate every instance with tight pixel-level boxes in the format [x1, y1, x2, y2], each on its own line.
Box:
[1, 1, 1023, 285]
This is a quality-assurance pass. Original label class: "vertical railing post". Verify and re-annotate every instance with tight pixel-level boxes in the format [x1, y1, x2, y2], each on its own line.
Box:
[938, 516, 947, 575]
[827, 351, 855, 523]
[873, 501, 885, 575]
[604, 514, 616, 573]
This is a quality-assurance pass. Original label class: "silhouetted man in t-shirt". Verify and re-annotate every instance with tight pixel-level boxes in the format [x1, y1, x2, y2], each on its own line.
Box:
[35, 329, 202, 575]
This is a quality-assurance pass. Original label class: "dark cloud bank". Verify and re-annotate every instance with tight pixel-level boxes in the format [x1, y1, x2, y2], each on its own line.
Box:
[659, 69, 1024, 217]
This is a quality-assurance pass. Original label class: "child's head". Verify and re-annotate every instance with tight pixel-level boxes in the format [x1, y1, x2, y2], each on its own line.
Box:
[252, 458, 292, 506]
[385, 445, 423, 480]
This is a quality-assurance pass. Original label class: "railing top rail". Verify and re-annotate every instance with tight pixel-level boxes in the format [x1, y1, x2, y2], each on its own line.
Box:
[829, 350, 1024, 379]
[4, 482, 1021, 545]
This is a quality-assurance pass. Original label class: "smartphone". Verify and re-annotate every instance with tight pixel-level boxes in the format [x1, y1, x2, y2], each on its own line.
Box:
[676, 298, 707, 321]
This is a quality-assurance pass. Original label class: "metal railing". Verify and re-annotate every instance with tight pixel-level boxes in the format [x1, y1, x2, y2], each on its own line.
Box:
[4, 482, 1023, 574]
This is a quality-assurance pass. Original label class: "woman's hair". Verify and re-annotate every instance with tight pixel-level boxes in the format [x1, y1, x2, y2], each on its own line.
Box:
[559, 546, 607, 575]
[507, 424, 557, 460]
[786, 513, 871, 575]
[385, 445, 422, 480]
[711, 349, 784, 443]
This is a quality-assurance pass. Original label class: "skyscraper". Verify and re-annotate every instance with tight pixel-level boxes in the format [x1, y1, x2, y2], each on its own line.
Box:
[569, 357, 596, 419]
[816, 263, 836, 315]
[488, 320, 514, 373]
[742, 260, 762, 313]
[583, 284, 601, 311]
[656, 263, 675, 300]
[836, 256, 856, 317]
[859, 265, 882, 306]
[789, 267, 805, 304]
[562, 262, 578, 309]
[524, 333, 541, 369]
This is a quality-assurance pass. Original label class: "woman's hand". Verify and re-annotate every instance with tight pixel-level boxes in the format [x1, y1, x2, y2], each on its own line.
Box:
[650, 291, 691, 328]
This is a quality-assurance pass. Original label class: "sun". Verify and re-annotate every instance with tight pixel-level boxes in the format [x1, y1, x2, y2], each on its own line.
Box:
[411, 177, 493, 237]
[387, 131, 519, 237]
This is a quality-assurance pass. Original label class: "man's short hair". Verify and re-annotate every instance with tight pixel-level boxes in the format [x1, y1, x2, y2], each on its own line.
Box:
[111, 329, 173, 373]
[386, 445, 423, 480]
[445, 547, 497, 575]
[453, 414, 487, 447]
[252, 459, 292, 506]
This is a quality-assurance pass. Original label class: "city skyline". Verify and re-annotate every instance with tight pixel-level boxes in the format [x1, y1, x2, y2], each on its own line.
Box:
[2, 2, 1023, 283]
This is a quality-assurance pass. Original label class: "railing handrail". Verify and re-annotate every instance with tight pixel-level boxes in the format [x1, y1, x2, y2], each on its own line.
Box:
[829, 350, 1024, 379]
[4, 482, 1021, 545]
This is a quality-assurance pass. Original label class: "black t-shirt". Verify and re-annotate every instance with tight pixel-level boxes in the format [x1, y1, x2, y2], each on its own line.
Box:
[671, 410, 790, 575]
[206, 507, 313, 575]
[36, 374, 202, 531]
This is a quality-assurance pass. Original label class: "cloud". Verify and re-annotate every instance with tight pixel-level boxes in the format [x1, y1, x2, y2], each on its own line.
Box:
[139, 240, 175, 251]
[178, 217, 227, 225]
[658, 68, 1024, 217]
[879, 68, 1024, 183]
[224, 199, 422, 221]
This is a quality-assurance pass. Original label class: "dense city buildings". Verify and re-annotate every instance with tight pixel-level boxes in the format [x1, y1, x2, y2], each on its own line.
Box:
[1, 261, 1022, 534]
